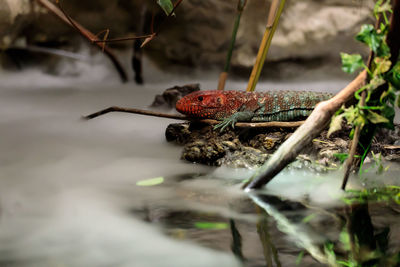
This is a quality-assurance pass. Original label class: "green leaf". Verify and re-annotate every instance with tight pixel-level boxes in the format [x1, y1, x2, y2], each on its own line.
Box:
[374, 0, 392, 16]
[397, 94, 400, 108]
[296, 251, 304, 266]
[302, 214, 316, 224]
[369, 76, 386, 90]
[356, 24, 390, 57]
[334, 153, 349, 164]
[380, 105, 395, 129]
[136, 176, 164, 186]
[373, 57, 391, 75]
[367, 110, 389, 124]
[328, 113, 344, 137]
[388, 61, 400, 89]
[343, 106, 366, 127]
[356, 24, 380, 52]
[157, 0, 175, 16]
[341, 53, 364, 73]
[194, 222, 228, 230]
[339, 230, 351, 250]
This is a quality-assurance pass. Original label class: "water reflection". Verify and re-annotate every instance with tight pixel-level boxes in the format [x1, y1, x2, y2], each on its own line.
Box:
[0, 69, 399, 266]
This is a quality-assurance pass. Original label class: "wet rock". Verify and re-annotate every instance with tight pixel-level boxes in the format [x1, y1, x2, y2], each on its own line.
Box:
[221, 140, 239, 151]
[167, 122, 400, 169]
[318, 148, 343, 161]
[249, 132, 286, 151]
[182, 139, 226, 166]
[165, 123, 191, 144]
[219, 147, 269, 168]
[151, 83, 200, 109]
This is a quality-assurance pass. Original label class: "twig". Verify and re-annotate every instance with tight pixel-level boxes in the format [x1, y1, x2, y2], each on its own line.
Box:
[341, 19, 378, 190]
[82, 106, 304, 128]
[244, 71, 367, 190]
[246, 0, 286, 92]
[341, 91, 366, 190]
[83, 106, 186, 120]
[217, 0, 248, 91]
[34, 0, 128, 82]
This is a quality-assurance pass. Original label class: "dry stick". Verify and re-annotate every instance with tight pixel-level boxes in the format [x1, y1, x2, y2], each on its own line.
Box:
[244, 71, 367, 190]
[341, 33, 377, 190]
[82, 106, 304, 128]
[246, 0, 285, 92]
[35, 0, 127, 82]
[341, 91, 366, 190]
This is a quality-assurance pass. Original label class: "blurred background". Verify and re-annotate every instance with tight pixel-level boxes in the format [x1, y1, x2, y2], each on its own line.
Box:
[1, 0, 373, 83]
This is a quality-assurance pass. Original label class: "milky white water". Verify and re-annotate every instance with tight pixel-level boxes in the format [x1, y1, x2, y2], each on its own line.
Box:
[0, 55, 399, 266]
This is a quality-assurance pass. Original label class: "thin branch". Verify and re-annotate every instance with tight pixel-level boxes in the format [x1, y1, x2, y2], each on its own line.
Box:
[341, 91, 366, 190]
[34, 0, 128, 82]
[82, 106, 304, 128]
[217, 0, 248, 91]
[341, 18, 379, 190]
[83, 106, 186, 120]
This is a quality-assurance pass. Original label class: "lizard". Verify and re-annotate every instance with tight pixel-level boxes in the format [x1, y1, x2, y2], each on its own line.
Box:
[175, 90, 333, 131]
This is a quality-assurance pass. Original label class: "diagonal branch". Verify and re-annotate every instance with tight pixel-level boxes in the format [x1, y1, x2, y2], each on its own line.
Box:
[34, 0, 128, 82]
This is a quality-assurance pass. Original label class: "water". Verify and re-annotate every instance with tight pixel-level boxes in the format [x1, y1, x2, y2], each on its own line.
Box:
[0, 58, 399, 266]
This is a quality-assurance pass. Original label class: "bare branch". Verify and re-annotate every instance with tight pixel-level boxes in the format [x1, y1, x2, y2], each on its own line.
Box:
[34, 0, 128, 82]
[82, 106, 304, 128]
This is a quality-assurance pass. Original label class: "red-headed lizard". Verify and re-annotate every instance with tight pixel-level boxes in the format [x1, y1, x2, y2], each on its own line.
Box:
[175, 90, 333, 131]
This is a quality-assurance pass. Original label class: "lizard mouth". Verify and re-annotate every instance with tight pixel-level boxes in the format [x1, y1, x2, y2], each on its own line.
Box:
[176, 103, 217, 118]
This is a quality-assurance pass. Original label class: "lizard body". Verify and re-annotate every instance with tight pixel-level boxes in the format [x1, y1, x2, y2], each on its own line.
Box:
[175, 90, 333, 130]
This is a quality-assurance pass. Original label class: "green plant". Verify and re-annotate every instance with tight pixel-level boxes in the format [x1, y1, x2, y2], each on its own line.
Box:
[342, 186, 400, 205]
[328, 0, 400, 174]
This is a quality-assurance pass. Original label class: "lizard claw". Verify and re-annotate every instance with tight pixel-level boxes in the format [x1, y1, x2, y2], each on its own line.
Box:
[213, 117, 237, 132]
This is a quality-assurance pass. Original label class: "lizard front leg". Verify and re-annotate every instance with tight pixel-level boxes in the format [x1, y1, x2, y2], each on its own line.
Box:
[213, 111, 254, 132]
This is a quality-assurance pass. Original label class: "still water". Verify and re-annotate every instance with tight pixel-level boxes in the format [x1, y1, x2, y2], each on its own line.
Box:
[0, 63, 399, 266]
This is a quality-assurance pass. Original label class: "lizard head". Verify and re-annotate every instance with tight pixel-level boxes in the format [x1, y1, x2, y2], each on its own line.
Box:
[176, 90, 227, 118]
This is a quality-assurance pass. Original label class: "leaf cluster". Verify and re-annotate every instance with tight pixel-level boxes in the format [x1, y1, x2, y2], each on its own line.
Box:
[329, 0, 400, 137]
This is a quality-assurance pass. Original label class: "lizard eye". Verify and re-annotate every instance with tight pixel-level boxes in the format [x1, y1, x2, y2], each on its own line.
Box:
[198, 96, 203, 101]
[217, 97, 221, 103]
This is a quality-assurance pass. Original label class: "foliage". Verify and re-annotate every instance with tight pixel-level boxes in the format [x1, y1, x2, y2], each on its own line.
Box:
[328, 0, 399, 173]
[342, 186, 400, 205]
[157, 0, 175, 16]
[323, 224, 399, 267]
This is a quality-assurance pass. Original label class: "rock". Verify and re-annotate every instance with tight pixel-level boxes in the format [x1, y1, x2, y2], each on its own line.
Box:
[165, 123, 191, 144]
[221, 140, 238, 151]
[0, 0, 31, 48]
[182, 139, 226, 165]
[220, 147, 269, 168]
[151, 83, 200, 108]
[151, 0, 373, 72]
[167, 122, 400, 170]
[248, 132, 286, 151]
